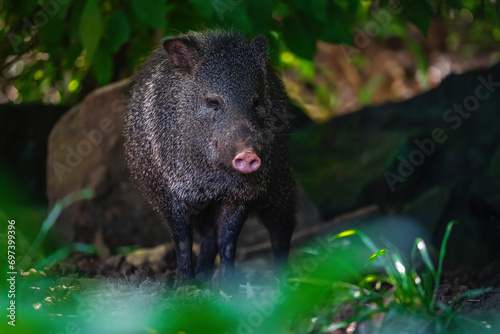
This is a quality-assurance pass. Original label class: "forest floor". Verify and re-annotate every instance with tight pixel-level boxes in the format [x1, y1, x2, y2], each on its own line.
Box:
[38, 237, 499, 334]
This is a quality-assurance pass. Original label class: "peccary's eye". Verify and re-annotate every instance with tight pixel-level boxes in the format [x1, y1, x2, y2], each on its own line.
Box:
[206, 97, 223, 110]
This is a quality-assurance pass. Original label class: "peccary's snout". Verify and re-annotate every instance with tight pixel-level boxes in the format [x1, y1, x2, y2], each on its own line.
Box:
[232, 151, 261, 173]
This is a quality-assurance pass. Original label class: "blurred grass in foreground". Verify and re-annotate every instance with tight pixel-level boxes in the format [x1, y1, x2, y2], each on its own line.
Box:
[1, 198, 497, 334]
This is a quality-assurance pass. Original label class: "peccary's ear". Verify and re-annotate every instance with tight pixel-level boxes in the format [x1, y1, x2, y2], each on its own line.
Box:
[252, 36, 268, 68]
[163, 37, 201, 74]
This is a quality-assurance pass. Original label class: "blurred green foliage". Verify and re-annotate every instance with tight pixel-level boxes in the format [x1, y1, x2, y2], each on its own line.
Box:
[0, 0, 499, 104]
[0, 221, 495, 334]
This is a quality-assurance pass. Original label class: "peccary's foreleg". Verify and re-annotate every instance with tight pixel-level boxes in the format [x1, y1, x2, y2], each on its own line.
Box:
[195, 224, 218, 281]
[214, 202, 249, 287]
[164, 198, 195, 285]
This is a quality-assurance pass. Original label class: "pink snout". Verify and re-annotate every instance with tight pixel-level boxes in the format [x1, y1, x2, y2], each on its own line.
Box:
[232, 151, 261, 173]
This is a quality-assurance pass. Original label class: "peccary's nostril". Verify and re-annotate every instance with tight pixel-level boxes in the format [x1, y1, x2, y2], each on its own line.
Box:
[232, 151, 261, 173]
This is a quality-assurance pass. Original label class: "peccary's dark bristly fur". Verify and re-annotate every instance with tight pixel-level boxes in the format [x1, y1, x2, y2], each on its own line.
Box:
[124, 30, 296, 288]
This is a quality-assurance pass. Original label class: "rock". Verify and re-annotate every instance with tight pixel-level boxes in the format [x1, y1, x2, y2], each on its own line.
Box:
[47, 79, 168, 249]
[291, 62, 500, 270]
[403, 186, 449, 233]
[292, 63, 500, 218]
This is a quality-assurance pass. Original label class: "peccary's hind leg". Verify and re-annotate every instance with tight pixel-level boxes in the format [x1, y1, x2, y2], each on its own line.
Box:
[259, 185, 296, 277]
[214, 202, 250, 289]
[195, 224, 218, 281]
[263, 214, 295, 275]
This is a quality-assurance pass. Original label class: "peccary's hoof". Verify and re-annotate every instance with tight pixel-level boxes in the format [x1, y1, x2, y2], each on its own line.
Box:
[232, 151, 261, 173]
[174, 275, 195, 289]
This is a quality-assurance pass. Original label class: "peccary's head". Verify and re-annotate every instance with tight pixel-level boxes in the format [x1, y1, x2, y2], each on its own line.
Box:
[161, 31, 288, 182]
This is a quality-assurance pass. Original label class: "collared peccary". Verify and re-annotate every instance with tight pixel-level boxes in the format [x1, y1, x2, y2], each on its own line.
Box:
[124, 31, 296, 287]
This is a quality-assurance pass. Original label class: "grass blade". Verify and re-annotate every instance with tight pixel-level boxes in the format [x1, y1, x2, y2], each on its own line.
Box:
[431, 220, 457, 309]
[22, 188, 94, 267]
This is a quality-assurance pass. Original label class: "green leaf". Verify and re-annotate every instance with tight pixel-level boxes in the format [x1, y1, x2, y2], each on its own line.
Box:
[399, 0, 433, 36]
[345, 0, 362, 15]
[23, 188, 94, 267]
[431, 220, 457, 308]
[247, 0, 276, 34]
[55, 0, 73, 20]
[5, 0, 38, 17]
[92, 47, 113, 84]
[130, 0, 167, 29]
[485, 0, 500, 25]
[79, 0, 103, 63]
[213, 1, 252, 32]
[283, 16, 317, 59]
[320, 2, 353, 45]
[106, 10, 131, 53]
[69, 0, 85, 43]
[189, 0, 215, 19]
[66, 44, 82, 70]
[290, 0, 328, 23]
[412, 238, 435, 276]
[38, 0, 73, 21]
[39, 16, 64, 47]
